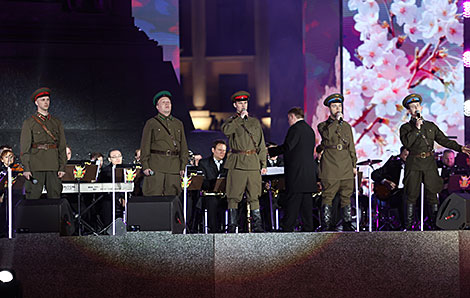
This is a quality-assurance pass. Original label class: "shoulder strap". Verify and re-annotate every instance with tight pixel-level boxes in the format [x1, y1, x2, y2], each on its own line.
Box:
[153, 116, 177, 149]
[240, 121, 259, 153]
[31, 115, 57, 142]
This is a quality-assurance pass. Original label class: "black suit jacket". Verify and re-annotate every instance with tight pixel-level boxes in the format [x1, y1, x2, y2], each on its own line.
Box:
[371, 155, 404, 185]
[269, 120, 317, 193]
[198, 156, 228, 191]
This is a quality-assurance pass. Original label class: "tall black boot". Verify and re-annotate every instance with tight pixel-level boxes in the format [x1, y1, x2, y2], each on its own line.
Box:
[405, 203, 414, 231]
[342, 205, 354, 231]
[428, 203, 439, 230]
[321, 205, 336, 231]
[251, 209, 264, 232]
[228, 208, 238, 233]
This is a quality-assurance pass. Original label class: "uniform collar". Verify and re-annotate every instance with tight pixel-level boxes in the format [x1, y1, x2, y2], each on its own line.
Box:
[36, 112, 51, 121]
[158, 113, 173, 121]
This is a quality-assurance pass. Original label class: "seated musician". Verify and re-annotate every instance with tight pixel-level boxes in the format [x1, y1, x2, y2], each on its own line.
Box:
[371, 146, 409, 229]
[96, 149, 125, 230]
[0, 149, 24, 237]
[90, 152, 104, 177]
[197, 140, 228, 233]
[266, 142, 284, 167]
[66, 145, 72, 161]
[439, 150, 460, 201]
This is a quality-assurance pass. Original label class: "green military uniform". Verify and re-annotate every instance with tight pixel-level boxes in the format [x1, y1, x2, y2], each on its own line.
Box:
[222, 114, 267, 210]
[140, 92, 188, 196]
[318, 118, 357, 207]
[399, 94, 462, 206]
[318, 93, 357, 231]
[20, 88, 67, 199]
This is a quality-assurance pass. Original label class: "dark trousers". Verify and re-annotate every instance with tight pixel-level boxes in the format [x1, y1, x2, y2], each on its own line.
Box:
[202, 195, 227, 233]
[25, 171, 62, 199]
[404, 169, 442, 205]
[282, 192, 313, 232]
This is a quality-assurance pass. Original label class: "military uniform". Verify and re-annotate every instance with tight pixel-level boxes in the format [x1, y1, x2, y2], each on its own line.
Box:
[399, 93, 464, 229]
[20, 88, 67, 199]
[222, 90, 267, 232]
[318, 93, 357, 231]
[140, 91, 188, 196]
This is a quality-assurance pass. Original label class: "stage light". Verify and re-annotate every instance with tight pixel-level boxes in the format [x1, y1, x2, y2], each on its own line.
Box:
[0, 270, 14, 283]
[0, 269, 20, 298]
[463, 51, 470, 68]
[464, 1, 470, 18]
[464, 100, 470, 117]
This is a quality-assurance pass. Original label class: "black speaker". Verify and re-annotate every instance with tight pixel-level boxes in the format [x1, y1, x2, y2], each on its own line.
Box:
[436, 193, 470, 230]
[127, 196, 184, 234]
[15, 199, 75, 236]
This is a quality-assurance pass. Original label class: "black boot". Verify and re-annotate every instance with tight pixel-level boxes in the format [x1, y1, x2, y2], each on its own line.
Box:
[342, 205, 354, 232]
[228, 208, 238, 233]
[251, 209, 264, 232]
[428, 203, 439, 230]
[321, 205, 336, 231]
[405, 203, 414, 231]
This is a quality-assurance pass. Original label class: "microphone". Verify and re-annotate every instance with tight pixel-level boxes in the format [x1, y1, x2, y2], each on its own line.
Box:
[417, 112, 422, 120]
[30, 176, 38, 184]
[241, 108, 248, 120]
[148, 170, 155, 176]
[337, 112, 343, 125]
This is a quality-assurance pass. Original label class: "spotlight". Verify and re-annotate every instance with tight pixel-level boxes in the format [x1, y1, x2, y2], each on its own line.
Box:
[464, 51, 470, 68]
[464, 1, 470, 18]
[0, 269, 20, 298]
[0, 270, 13, 283]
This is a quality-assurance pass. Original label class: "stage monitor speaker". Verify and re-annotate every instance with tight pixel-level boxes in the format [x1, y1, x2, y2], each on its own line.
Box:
[436, 193, 470, 230]
[15, 199, 75, 236]
[127, 196, 184, 234]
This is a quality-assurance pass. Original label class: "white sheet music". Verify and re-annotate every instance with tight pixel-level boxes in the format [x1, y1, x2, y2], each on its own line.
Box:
[264, 167, 284, 176]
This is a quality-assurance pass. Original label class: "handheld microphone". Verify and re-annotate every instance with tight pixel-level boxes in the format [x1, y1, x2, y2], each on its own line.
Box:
[337, 112, 343, 125]
[30, 176, 38, 184]
[417, 112, 422, 120]
[241, 108, 248, 120]
[148, 170, 155, 176]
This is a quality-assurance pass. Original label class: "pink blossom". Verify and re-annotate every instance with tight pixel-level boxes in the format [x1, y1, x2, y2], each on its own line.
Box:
[390, 2, 418, 26]
[445, 19, 463, 45]
[357, 39, 384, 67]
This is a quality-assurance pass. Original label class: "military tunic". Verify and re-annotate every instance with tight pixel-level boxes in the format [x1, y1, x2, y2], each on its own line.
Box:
[222, 115, 267, 210]
[20, 113, 67, 199]
[400, 118, 462, 204]
[140, 113, 188, 196]
[318, 118, 357, 207]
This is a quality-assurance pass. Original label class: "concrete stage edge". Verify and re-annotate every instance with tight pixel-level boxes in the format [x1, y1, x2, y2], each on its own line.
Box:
[0, 231, 467, 298]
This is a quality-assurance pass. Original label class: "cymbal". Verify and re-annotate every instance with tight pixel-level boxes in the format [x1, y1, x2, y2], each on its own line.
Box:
[357, 159, 382, 166]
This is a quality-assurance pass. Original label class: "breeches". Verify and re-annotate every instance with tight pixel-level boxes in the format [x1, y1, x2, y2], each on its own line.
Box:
[226, 169, 261, 210]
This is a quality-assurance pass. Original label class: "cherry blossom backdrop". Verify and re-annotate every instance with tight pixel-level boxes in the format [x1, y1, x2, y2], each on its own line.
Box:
[311, 0, 464, 162]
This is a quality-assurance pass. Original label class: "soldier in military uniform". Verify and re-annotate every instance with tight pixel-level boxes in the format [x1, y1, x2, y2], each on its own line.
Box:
[20, 87, 67, 199]
[222, 91, 267, 233]
[318, 93, 357, 231]
[400, 94, 470, 230]
[140, 90, 189, 196]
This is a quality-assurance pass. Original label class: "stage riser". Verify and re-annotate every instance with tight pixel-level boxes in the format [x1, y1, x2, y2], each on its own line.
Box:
[0, 231, 468, 298]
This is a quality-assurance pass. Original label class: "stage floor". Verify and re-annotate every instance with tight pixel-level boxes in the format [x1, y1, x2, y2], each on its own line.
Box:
[0, 231, 468, 298]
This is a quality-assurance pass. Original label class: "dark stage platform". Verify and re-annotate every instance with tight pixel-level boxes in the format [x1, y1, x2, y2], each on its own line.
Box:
[0, 231, 468, 298]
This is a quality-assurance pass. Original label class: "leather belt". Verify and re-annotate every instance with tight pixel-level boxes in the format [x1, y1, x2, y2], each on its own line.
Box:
[150, 149, 179, 156]
[32, 143, 57, 150]
[231, 149, 257, 155]
[325, 144, 344, 151]
[410, 151, 433, 158]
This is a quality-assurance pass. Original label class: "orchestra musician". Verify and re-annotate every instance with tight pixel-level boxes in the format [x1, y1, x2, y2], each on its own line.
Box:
[317, 93, 357, 232]
[371, 146, 409, 229]
[399, 94, 470, 230]
[222, 90, 267, 233]
[198, 140, 228, 233]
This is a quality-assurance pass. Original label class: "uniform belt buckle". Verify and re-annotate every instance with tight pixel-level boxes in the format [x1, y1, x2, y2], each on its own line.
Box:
[336, 144, 343, 151]
[420, 152, 426, 158]
[166, 150, 171, 156]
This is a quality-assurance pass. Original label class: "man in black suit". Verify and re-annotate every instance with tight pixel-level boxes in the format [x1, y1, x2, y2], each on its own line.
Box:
[269, 107, 316, 232]
[198, 140, 228, 232]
